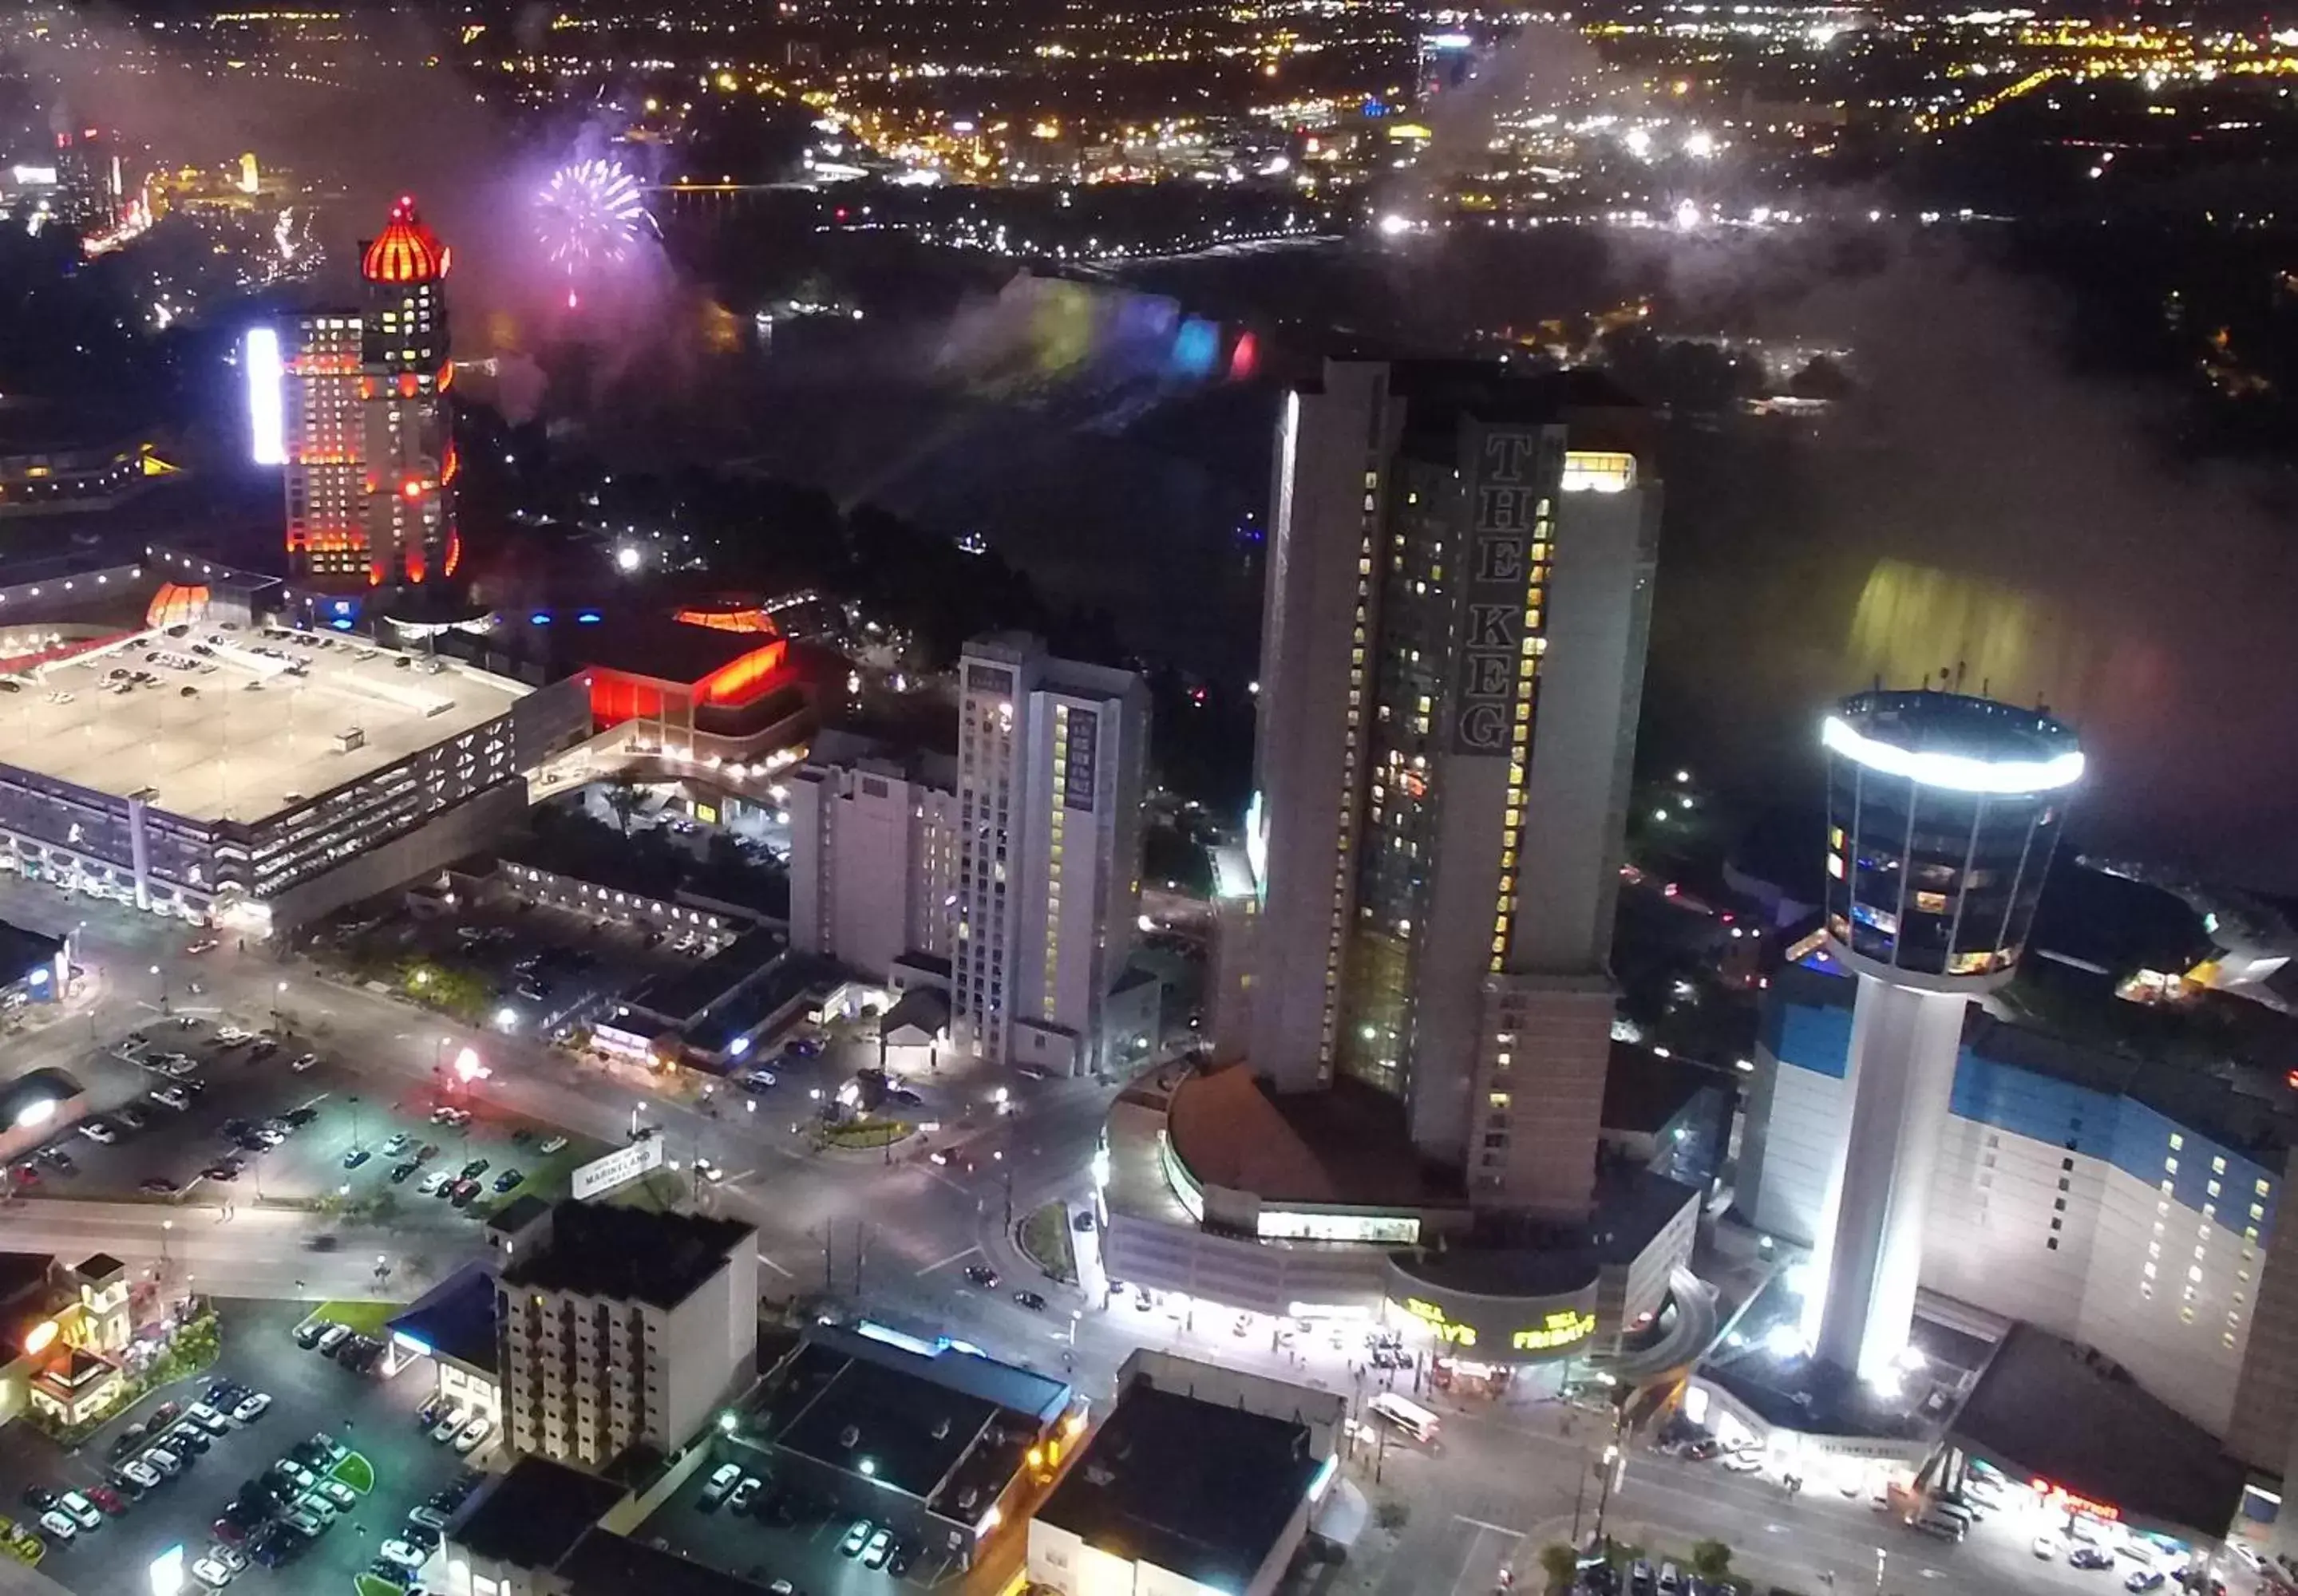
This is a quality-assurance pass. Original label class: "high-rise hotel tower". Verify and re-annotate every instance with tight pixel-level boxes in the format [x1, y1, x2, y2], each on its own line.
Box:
[1242, 360, 1659, 1218]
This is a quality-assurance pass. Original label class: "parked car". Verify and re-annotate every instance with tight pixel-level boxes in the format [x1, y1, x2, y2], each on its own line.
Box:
[1013, 1290, 1046, 1311]
[453, 1416, 492, 1455]
[37, 1510, 77, 1542]
[492, 1168, 524, 1193]
[77, 1120, 117, 1144]
[863, 1528, 893, 1570]
[698, 1464, 743, 1510]
[429, 1408, 467, 1444]
[539, 1136, 568, 1155]
[191, 1555, 234, 1586]
[231, 1393, 270, 1424]
[840, 1520, 873, 1558]
[340, 1147, 370, 1170]
[313, 1324, 352, 1355]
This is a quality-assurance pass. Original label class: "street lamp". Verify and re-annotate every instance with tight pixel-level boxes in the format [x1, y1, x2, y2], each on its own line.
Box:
[272, 979, 288, 1031]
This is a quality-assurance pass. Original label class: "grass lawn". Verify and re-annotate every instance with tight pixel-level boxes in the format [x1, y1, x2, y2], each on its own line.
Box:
[1019, 1201, 1078, 1284]
[330, 1451, 376, 1495]
[354, 1572, 407, 1596]
[814, 1117, 912, 1150]
[312, 1300, 394, 1337]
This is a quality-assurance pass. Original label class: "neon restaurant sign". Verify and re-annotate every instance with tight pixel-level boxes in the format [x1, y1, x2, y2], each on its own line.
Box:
[1398, 1298, 1599, 1354]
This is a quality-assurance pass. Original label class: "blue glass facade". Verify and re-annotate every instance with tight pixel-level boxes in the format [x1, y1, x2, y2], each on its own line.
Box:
[1767, 994, 2280, 1246]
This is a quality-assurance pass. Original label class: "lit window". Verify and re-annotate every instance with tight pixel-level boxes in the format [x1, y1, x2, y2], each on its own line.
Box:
[1560, 450, 1635, 493]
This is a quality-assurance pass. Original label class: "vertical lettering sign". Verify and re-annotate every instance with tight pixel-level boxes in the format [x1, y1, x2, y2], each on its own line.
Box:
[1062, 708, 1099, 811]
[1453, 429, 1552, 756]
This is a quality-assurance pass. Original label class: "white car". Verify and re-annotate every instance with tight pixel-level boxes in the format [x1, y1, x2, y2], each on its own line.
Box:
[539, 1136, 568, 1155]
[1722, 1451, 1764, 1473]
[231, 1393, 271, 1423]
[37, 1511, 76, 1542]
[378, 1539, 426, 1570]
[56, 1492, 99, 1529]
[117, 1460, 160, 1490]
[150, 1088, 191, 1111]
[2035, 1535, 2064, 1560]
[429, 1407, 467, 1444]
[863, 1528, 893, 1570]
[419, 1170, 451, 1195]
[290, 1053, 319, 1073]
[453, 1416, 492, 1455]
[77, 1121, 117, 1144]
[191, 1555, 234, 1586]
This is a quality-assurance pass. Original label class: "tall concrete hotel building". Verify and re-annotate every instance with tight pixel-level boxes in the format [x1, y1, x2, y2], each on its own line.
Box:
[1245, 361, 1659, 1215]
[952, 634, 1150, 1076]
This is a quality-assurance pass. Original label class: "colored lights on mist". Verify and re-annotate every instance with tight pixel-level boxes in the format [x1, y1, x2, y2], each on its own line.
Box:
[1171, 318, 1220, 378]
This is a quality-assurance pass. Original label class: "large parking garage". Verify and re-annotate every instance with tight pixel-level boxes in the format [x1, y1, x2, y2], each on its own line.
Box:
[0, 1298, 479, 1594]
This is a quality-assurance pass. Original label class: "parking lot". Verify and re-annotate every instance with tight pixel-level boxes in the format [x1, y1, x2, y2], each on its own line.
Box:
[11, 1013, 603, 1226]
[0, 1298, 478, 1595]
[635, 1450, 977, 1596]
[321, 893, 727, 1043]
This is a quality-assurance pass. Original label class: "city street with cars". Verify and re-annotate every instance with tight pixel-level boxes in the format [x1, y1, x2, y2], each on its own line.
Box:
[0, 871, 2197, 1596]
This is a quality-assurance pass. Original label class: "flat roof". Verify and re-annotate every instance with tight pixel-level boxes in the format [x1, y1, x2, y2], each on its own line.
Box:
[1038, 1382, 1320, 1592]
[0, 624, 529, 824]
[0, 921, 63, 982]
[1167, 1066, 1465, 1209]
[773, 1342, 1007, 1503]
[497, 1201, 753, 1311]
[1953, 1321, 2249, 1537]
[450, 1456, 625, 1569]
[560, 1526, 781, 1596]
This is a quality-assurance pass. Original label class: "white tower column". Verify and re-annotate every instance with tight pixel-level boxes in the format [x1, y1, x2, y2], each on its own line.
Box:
[1803, 976, 1970, 1381]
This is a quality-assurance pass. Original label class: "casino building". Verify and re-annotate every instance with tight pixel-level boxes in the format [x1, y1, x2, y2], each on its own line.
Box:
[273, 196, 460, 590]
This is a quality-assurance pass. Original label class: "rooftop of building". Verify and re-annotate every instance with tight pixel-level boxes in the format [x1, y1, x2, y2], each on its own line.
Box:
[800, 731, 958, 792]
[1829, 688, 2081, 768]
[496, 1200, 753, 1311]
[1600, 1044, 1723, 1138]
[1166, 1065, 1467, 1210]
[1037, 1380, 1322, 1593]
[485, 1193, 552, 1238]
[961, 632, 1141, 701]
[1952, 1321, 2250, 1538]
[0, 919, 64, 981]
[759, 1327, 1054, 1519]
[0, 622, 529, 824]
[449, 1455, 626, 1570]
[386, 1261, 499, 1373]
[682, 951, 839, 1055]
[1389, 1167, 1699, 1298]
[559, 1525, 782, 1596]
[1770, 957, 2298, 1164]
[623, 929, 792, 1029]
[0, 1254, 53, 1305]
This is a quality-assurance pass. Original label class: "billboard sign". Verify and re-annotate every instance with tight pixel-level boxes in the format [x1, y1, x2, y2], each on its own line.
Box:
[571, 1136, 664, 1201]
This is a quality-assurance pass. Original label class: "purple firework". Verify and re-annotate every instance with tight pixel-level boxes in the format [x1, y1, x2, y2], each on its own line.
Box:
[536, 157, 651, 270]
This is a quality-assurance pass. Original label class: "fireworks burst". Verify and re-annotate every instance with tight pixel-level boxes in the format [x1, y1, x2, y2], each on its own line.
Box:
[536, 158, 652, 282]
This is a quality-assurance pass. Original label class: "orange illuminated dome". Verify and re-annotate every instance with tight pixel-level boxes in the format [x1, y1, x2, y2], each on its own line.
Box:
[361, 196, 450, 285]
[144, 582, 210, 630]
